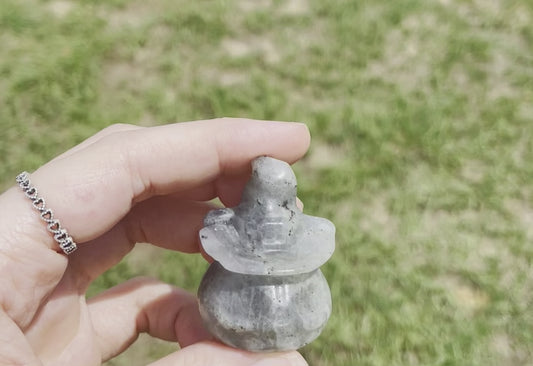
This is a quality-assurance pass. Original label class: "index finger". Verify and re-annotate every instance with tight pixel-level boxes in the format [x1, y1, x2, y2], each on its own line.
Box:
[14, 118, 310, 246]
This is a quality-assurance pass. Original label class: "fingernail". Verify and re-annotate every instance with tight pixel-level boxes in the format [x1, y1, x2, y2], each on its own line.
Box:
[251, 353, 308, 366]
[296, 197, 304, 211]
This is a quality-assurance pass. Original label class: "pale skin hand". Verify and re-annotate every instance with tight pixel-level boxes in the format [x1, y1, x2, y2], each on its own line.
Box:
[0, 118, 310, 366]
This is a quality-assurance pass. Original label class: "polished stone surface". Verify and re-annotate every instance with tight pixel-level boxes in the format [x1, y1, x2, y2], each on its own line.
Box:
[198, 262, 331, 351]
[198, 156, 335, 351]
[200, 157, 335, 275]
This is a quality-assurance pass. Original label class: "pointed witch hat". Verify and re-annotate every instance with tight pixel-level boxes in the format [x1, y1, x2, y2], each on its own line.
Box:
[199, 156, 335, 276]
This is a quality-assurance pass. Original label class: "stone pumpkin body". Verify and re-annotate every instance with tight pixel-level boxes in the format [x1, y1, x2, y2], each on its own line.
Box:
[198, 157, 335, 351]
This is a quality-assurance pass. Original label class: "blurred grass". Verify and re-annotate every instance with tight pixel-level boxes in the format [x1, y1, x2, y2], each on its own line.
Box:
[1, 0, 533, 365]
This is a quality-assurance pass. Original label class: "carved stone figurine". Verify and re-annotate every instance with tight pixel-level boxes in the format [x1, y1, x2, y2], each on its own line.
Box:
[198, 156, 335, 351]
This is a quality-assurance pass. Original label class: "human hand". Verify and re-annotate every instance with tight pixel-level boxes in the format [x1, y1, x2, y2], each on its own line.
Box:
[0, 118, 310, 366]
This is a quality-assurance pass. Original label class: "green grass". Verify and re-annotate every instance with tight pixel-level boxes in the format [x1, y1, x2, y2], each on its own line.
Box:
[1, 0, 533, 365]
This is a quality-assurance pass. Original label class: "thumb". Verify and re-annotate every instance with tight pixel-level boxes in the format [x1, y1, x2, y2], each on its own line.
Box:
[147, 341, 308, 366]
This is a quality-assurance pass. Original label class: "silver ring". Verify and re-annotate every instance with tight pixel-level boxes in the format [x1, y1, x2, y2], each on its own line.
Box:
[16, 172, 77, 255]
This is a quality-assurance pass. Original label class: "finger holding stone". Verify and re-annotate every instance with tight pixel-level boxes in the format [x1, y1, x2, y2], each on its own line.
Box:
[3, 119, 310, 255]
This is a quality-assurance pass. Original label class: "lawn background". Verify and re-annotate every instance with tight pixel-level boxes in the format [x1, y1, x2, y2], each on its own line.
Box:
[1, 0, 532, 365]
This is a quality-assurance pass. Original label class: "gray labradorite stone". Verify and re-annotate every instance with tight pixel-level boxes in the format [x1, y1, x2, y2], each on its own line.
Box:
[198, 262, 331, 351]
[198, 156, 335, 351]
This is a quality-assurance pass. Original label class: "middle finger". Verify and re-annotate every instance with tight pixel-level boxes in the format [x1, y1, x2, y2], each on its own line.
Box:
[66, 197, 216, 291]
